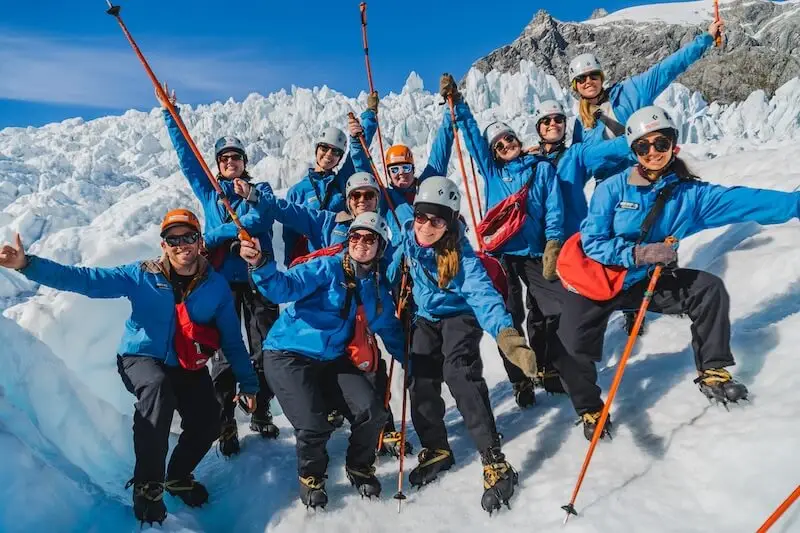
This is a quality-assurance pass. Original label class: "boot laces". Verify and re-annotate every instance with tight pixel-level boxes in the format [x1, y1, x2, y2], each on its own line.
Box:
[346, 465, 376, 479]
[129, 481, 165, 501]
[418, 448, 450, 466]
[299, 475, 326, 490]
[483, 461, 513, 489]
[579, 411, 603, 426]
[382, 431, 402, 444]
[695, 368, 733, 386]
[165, 475, 197, 493]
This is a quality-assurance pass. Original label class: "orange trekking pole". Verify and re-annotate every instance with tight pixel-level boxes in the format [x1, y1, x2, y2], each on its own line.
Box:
[562, 237, 677, 523]
[468, 155, 483, 219]
[713, 0, 723, 47]
[105, 2, 251, 240]
[756, 485, 800, 533]
[393, 314, 412, 512]
[359, 3, 391, 187]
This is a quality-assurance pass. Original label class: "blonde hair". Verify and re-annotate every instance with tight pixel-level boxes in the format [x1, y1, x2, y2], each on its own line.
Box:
[573, 73, 606, 130]
[433, 230, 460, 289]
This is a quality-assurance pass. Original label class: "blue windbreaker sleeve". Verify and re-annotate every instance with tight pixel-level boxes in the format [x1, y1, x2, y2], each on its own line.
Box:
[372, 289, 406, 363]
[693, 183, 800, 232]
[349, 110, 378, 175]
[385, 241, 407, 288]
[255, 195, 333, 251]
[204, 223, 240, 249]
[419, 107, 454, 180]
[250, 258, 330, 303]
[578, 136, 636, 183]
[457, 238, 514, 337]
[451, 101, 498, 206]
[624, 33, 713, 109]
[162, 109, 217, 205]
[580, 182, 637, 268]
[541, 163, 565, 242]
[20, 256, 136, 298]
[214, 290, 259, 394]
[282, 185, 305, 266]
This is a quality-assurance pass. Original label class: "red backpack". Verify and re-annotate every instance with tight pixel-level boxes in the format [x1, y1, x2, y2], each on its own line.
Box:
[415, 252, 509, 304]
[340, 276, 379, 373]
[173, 302, 221, 371]
[289, 242, 345, 268]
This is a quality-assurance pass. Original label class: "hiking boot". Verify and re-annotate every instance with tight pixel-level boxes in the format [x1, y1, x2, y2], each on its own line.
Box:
[345, 464, 381, 498]
[480, 448, 518, 515]
[579, 410, 613, 441]
[128, 480, 167, 525]
[299, 475, 328, 509]
[695, 368, 748, 405]
[378, 431, 413, 458]
[512, 379, 536, 408]
[537, 367, 566, 394]
[250, 407, 280, 439]
[218, 420, 240, 457]
[408, 448, 455, 487]
[165, 475, 209, 508]
[327, 410, 345, 429]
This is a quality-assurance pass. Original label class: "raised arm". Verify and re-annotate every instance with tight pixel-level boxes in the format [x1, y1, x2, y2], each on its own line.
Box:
[249, 256, 331, 304]
[162, 109, 217, 205]
[577, 136, 636, 183]
[419, 106, 455, 180]
[451, 100, 498, 193]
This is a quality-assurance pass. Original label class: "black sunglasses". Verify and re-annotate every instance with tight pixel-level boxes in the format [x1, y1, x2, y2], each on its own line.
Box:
[632, 136, 673, 157]
[164, 232, 200, 247]
[575, 72, 602, 85]
[218, 153, 244, 162]
[317, 144, 344, 158]
[493, 134, 518, 153]
[414, 212, 448, 229]
[540, 115, 566, 126]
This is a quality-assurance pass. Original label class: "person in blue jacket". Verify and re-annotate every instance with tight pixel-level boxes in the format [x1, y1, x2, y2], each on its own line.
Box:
[0, 209, 259, 525]
[387, 176, 537, 514]
[557, 106, 800, 440]
[442, 75, 565, 408]
[569, 19, 724, 158]
[157, 87, 279, 455]
[239, 212, 403, 509]
[283, 93, 380, 264]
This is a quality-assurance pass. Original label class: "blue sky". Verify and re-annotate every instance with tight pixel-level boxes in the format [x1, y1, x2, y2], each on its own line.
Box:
[0, 0, 696, 128]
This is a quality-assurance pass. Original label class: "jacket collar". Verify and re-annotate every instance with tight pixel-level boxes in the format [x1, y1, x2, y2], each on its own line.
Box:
[142, 254, 210, 292]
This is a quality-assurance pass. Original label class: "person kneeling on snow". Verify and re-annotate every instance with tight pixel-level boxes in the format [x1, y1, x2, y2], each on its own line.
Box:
[0, 209, 259, 525]
[387, 176, 538, 514]
[556, 105, 800, 440]
[239, 212, 404, 509]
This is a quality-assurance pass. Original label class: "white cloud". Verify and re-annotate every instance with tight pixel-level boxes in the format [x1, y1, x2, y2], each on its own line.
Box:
[0, 31, 286, 109]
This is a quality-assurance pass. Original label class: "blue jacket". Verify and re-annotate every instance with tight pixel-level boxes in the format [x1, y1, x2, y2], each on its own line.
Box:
[581, 170, 800, 289]
[283, 110, 378, 264]
[573, 33, 713, 154]
[544, 136, 635, 238]
[251, 255, 405, 362]
[387, 221, 513, 337]
[351, 107, 455, 241]
[163, 110, 274, 284]
[454, 101, 564, 256]
[19, 255, 259, 393]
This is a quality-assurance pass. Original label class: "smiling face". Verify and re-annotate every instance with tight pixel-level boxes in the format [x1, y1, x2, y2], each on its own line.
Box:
[632, 131, 675, 172]
[493, 134, 522, 162]
[537, 115, 566, 144]
[348, 187, 378, 216]
[217, 151, 245, 179]
[348, 230, 380, 263]
[575, 71, 603, 100]
[316, 144, 343, 171]
[388, 164, 415, 189]
[160, 225, 202, 272]
[413, 212, 448, 247]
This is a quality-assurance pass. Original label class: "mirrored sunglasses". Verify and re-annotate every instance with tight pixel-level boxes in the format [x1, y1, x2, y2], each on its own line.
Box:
[164, 232, 200, 247]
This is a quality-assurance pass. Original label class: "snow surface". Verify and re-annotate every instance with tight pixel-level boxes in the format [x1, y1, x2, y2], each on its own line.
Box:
[1, 57, 800, 532]
[583, 0, 779, 26]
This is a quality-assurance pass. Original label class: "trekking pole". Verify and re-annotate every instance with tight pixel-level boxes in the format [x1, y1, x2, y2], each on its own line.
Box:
[561, 237, 677, 523]
[445, 95, 483, 251]
[358, 3, 391, 187]
[393, 314, 412, 512]
[104, 2, 251, 240]
[713, 0, 723, 47]
[469, 155, 483, 219]
[756, 485, 800, 533]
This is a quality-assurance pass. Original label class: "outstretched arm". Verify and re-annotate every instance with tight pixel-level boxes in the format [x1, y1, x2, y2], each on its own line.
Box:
[163, 109, 218, 205]
[694, 183, 800, 231]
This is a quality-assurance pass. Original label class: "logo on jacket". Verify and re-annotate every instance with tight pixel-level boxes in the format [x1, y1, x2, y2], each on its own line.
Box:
[617, 201, 640, 210]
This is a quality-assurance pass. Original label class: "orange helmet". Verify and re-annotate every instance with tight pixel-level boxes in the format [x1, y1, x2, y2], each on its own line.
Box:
[385, 144, 414, 167]
[160, 208, 202, 237]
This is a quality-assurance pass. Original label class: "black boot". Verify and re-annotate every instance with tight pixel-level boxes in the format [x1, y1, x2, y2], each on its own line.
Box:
[128, 480, 167, 525]
[250, 406, 280, 439]
[218, 420, 240, 457]
[345, 465, 381, 498]
[512, 379, 536, 408]
[408, 448, 455, 487]
[165, 475, 209, 508]
[579, 410, 613, 442]
[299, 475, 328, 509]
[480, 448, 518, 515]
[378, 431, 413, 458]
[694, 369, 748, 405]
[624, 311, 646, 336]
[538, 366, 566, 394]
[327, 410, 345, 429]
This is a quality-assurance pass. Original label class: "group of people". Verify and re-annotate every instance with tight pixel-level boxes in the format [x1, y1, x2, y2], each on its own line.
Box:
[3, 17, 799, 525]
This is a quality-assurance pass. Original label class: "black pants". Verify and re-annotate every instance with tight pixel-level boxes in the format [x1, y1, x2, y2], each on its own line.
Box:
[369, 356, 397, 432]
[264, 351, 387, 478]
[557, 268, 734, 415]
[409, 314, 499, 453]
[211, 282, 279, 423]
[117, 355, 220, 483]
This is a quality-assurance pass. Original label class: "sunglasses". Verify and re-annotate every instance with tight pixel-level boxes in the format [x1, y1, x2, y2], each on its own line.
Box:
[414, 212, 447, 229]
[164, 231, 200, 247]
[318, 144, 344, 158]
[389, 164, 414, 176]
[575, 72, 602, 85]
[348, 232, 378, 246]
[218, 153, 244, 163]
[631, 136, 673, 157]
[349, 190, 377, 202]
[540, 115, 566, 126]
[493, 134, 518, 154]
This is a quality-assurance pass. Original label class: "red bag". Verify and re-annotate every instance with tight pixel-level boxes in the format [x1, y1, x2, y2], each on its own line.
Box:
[476, 184, 531, 253]
[346, 304, 379, 372]
[556, 233, 627, 302]
[289, 242, 345, 268]
[286, 235, 311, 266]
[205, 245, 228, 270]
[173, 302, 221, 371]
[476, 251, 509, 302]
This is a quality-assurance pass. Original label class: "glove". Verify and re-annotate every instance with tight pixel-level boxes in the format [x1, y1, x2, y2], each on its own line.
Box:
[634, 242, 677, 266]
[367, 91, 379, 113]
[439, 73, 461, 102]
[542, 239, 561, 281]
[496, 328, 537, 378]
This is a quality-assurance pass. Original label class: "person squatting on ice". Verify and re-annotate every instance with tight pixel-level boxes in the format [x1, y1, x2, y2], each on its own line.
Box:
[158, 86, 280, 456]
[240, 212, 405, 509]
[555, 105, 800, 440]
[387, 176, 538, 513]
[0, 209, 260, 525]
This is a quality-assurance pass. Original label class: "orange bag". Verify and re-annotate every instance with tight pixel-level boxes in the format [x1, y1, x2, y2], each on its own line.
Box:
[173, 302, 221, 370]
[476, 184, 531, 253]
[346, 303, 379, 372]
[556, 233, 627, 301]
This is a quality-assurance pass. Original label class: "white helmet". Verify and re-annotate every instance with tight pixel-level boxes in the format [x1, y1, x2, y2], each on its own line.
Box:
[316, 127, 347, 153]
[625, 106, 678, 147]
[483, 121, 516, 149]
[349, 212, 390, 255]
[346, 172, 380, 199]
[214, 136, 247, 161]
[414, 176, 461, 221]
[569, 53, 603, 82]
[534, 100, 566, 125]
